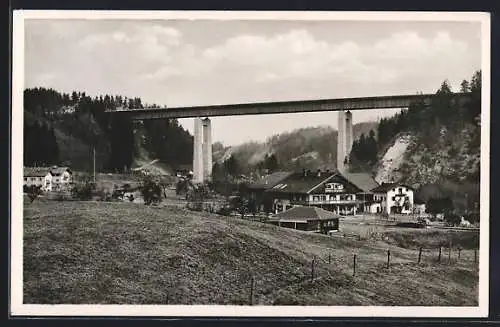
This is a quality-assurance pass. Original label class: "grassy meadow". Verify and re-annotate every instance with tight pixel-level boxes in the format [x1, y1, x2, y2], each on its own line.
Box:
[23, 199, 479, 305]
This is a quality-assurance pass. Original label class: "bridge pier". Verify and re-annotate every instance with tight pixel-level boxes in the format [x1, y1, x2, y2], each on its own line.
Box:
[193, 117, 204, 183]
[192, 117, 212, 184]
[202, 118, 212, 182]
[337, 110, 353, 172]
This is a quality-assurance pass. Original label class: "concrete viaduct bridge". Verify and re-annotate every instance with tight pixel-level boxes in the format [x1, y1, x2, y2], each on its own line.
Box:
[108, 93, 467, 183]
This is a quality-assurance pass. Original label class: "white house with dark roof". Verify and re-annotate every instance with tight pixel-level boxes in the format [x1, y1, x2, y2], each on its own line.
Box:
[23, 167, 52, 191]
[371, 182, 414, 214]
[23, 166, 72, 192]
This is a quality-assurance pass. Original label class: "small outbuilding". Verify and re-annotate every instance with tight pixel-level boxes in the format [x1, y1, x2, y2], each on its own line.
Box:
[267, 205, 340, 234]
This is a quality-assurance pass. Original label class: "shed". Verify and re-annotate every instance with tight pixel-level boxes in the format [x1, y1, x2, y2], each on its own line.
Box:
[268, 205, 340, 234]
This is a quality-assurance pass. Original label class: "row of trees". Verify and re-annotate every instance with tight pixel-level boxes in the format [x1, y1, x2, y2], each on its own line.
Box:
[24, 87, 152, 115]
[347, 70, 481, 172]
[256, 153, 279, 173]
[376, 71, 481, 151]
[348, 130, 378, 171]
[425, 196, 479, 225]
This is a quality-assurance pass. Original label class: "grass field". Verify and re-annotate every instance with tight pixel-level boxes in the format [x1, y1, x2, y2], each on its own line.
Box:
[23, 200, 479, 305]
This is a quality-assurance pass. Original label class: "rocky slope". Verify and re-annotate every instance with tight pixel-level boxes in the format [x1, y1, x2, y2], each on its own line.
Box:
[375, 123, 480, 188]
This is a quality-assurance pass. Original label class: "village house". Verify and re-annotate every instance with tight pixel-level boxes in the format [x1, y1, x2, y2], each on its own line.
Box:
[370, 182, 414, 214]
[23, 166, 73, 192]
[23, 167, 52, 191]
[246, 171, 294, 210]
[267, 205, 340, 233]
[342, 172, 380, 213]
[263, 169, 364, 215]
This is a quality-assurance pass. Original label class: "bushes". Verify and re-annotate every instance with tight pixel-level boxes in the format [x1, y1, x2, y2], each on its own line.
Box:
[71, 180, 96, 201]
[140, 175, 163, 206]
[26, 185, 42, 203]
[444, 212, 462, 227]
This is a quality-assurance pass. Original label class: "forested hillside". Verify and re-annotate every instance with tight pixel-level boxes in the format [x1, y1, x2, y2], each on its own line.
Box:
[23, 87, 193, 172]
[212, 122, 377, 179]
[358, 71, 482, 213]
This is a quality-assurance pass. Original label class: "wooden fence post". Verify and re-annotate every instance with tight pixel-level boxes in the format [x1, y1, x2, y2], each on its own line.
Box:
[448, 238, 452, 262]
[458, 247, 461, 261]
[438, 246, 442, 263]
[386, 250, 391, 269]
[474, 249, 477, 264]
[418, 247, 422, 264]
[328, 253, 331, 264]
[353, 254, 357, 277]
[311, 258, 315, 282]
[249, 275, 254, 305]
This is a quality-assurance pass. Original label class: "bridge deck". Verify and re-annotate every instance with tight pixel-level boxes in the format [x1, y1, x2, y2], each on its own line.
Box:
[107, 93, 467, 120]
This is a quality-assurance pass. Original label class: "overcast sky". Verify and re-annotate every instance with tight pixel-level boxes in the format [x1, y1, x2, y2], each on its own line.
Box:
[24, 19, 481, 145]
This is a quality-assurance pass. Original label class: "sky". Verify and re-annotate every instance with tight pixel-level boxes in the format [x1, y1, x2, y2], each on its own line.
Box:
[24, 18, 482, 145]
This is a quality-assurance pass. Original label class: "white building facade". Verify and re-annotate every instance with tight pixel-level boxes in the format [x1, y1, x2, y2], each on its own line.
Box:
[371, 183, 414, 215]
[24, 166, 72, 192]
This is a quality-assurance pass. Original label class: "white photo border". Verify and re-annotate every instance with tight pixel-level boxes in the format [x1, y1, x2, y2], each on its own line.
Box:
[10, 10, 491, 318]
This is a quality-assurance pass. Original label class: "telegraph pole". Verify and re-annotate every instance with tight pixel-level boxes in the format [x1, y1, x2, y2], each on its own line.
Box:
[93, 146, 96, 183]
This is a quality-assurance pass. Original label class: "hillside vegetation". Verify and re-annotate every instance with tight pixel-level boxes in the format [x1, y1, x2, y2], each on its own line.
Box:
[23, 88, 192, 172]
[371, 71, 481, 212]
[24, 200, 478, 305]
[213, 122, 377, 175]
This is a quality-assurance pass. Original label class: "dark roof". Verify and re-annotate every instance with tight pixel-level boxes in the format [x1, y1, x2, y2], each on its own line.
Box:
[371, 182, 414, 193]
[50, 167, 71, 176]
[24, 166, 72, 177]
[265, 170, 365, 195]
[24, 167, 52, 177]
[265, 171, 338, 194]
[342, 172, 379, 193]
[269, 205, 341, 222]
[247, 171, 293, 190]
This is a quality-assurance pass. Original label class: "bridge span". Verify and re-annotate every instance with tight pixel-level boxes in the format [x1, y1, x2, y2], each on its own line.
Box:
[107, 92, 468, 183]
[108, 93, 467, 120]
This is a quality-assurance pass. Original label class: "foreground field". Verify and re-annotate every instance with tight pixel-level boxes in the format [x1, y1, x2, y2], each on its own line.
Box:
[23, 200, 479, 305]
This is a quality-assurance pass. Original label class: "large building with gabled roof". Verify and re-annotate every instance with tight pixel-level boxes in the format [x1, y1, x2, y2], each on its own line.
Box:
[264, 169, 365, 215]
[244, 168, 388, 216]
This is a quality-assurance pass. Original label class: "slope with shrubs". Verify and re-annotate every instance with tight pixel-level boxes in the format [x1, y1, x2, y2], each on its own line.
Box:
[372, 71, 482, 212]
[24, 200, 478, 306]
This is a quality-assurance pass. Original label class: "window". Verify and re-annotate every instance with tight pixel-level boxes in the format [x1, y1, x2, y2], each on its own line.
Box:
[399, 188, 403, 193]
[392, 196, 396, 201]
[24, 177, 27, 181]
